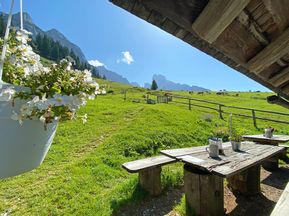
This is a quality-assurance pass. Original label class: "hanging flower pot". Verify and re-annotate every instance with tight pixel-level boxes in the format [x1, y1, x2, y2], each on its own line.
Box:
[0, 89, 58, 178]
[0, 17, 99, 178]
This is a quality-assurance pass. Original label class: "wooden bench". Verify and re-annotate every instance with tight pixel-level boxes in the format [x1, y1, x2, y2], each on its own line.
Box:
[271, 182, 289, 216]
[122, 155, 176, 196]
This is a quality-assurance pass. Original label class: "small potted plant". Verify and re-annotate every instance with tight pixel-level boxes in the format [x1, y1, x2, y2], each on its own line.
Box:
[264, 126, 274, 138]
[230, 131, 243, 151]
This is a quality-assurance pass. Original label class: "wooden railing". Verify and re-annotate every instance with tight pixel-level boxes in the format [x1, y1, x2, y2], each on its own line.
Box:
[150, 93, 289, 128]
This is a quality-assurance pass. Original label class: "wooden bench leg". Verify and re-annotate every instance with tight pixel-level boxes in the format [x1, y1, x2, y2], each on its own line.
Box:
[227, 164, 261, 196]
[139, 166, 162, 196]
[184, 164, 224, 216]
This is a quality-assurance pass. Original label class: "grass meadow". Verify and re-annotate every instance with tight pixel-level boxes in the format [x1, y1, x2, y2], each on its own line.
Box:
[1, 79, 289, 215]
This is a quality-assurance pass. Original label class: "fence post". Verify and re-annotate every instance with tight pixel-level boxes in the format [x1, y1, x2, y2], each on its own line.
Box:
[189, 99, 192, 110]
[252, 110, 258, 128]
[218, 105, 224, 119]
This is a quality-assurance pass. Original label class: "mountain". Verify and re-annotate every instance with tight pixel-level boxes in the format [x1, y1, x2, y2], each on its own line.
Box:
[91, 65, 130, 85]
[147, 74, 210, 91]
[45, 29, 86, 62]
[1, 12, 86, 62]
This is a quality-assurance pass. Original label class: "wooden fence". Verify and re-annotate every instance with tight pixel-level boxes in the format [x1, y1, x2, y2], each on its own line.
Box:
[151, 93, 289, 128]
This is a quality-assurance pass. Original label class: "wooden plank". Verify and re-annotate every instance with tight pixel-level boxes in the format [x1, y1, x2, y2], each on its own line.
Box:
[242, 134, 289, 143]
[162, 143, 285, 178]
[122, 155, 176, 173]
[270, 66, 289, 87]
[192, 0, 250, 43]
[247, 27, 289, 74]
[161, 142, 232, 158]
[271, 182, 289, 216]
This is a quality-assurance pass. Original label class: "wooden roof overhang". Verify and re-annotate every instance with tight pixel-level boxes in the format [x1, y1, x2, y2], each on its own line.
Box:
[110, 0, 289, 101]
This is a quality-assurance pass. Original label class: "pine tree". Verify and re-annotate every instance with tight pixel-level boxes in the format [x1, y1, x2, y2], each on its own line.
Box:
[151, 80, 158, 90]
[102, 75, 107, 80]
[0, 14, 5, 37]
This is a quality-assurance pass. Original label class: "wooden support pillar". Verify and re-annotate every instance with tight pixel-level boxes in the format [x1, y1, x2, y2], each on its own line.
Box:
[139, 166, 162, 196]
[227, 164, 261, 195]
[189, 99, 192, 110]
[184, 164, 224, 216]
[262, 156, 279, 171]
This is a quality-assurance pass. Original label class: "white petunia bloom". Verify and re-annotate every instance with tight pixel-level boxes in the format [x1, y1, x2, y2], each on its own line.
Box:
[11, 111, 24, 125]
[0, 88, 15, 101]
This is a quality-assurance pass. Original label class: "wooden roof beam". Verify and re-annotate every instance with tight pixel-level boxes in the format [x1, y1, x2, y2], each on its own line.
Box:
[247, 27, 289, 74]
[192, 0, 250, 44]
[270, 66, 289, 87]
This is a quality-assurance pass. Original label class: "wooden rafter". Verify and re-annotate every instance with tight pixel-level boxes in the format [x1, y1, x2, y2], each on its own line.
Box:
[247, 27, 289, 74]
[192, 0, 250, 44]
[271, 66, 289, 87]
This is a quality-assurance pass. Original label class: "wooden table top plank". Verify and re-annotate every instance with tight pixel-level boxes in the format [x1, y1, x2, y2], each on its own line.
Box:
[122, 155, 176, 173]
[243, 134, 289, 143]
[161, 142, 232, 158]
[161, 142, 285, 178]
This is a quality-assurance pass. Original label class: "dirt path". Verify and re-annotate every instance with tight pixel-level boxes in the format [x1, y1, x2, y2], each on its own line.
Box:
[116, 166, 289, 216]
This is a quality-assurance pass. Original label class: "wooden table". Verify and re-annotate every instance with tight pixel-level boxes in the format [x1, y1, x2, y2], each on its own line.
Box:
[161, 142, 284, 216]
[242, 134, 289, 170]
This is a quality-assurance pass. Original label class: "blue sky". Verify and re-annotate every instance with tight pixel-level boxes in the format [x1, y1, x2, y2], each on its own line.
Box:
[1, 0, 269, 91]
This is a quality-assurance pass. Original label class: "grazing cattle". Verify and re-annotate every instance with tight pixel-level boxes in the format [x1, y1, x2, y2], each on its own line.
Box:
[197, 92, 204, 95]
[216, 92, 224, 95]
[235, 93, 239, 97]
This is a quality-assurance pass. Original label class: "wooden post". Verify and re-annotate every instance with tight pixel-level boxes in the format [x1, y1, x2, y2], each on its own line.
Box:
[184, 165, 224, 216]
[252, 110, 258, 128]
[139, 166, 162, 196]
[227, 164, 261, 195]
[219, 105, 223, 119]
[189, 99, 192, 110]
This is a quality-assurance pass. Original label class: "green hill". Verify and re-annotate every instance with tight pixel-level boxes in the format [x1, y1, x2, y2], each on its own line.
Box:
[0, 81, 288, 215]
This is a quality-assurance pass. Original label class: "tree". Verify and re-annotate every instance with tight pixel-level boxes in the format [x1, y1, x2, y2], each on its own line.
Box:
[0, 14, 5, 37]
[102, 75, 107, 80]
[151, 80, 158, 90]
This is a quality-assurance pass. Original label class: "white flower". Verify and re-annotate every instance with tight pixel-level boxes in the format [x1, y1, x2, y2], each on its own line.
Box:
[83, 70, 93, 82]
[39, 115, 46, 124]
[11, 111, 24, 125]
[0, 88, 15, 101]
[81, 114, 88, 124]
[20, 104, 33, 116]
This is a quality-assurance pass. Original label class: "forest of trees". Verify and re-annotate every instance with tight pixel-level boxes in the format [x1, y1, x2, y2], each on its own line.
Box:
[0, 15, 106, 80]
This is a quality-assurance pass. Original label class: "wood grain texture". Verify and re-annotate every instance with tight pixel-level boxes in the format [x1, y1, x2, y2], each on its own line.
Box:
[247, 27, 289, 74]
[162, 142, 285, 178]
[184, 165, 224, 216]
[139, 166, 162, 196]
[271, 182, 289, 216]
[270, 66, 289, 87]
[192, 0, 250, 43]
[242, 134, 289, 143]
[122, 155, 176, 173]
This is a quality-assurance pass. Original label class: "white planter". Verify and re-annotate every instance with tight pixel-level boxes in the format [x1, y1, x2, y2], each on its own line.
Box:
[0, 84, 58, 179]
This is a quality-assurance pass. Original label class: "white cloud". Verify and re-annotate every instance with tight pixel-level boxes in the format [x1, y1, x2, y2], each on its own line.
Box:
[88, 59, 104, 67]
[118, 51, 134, 65]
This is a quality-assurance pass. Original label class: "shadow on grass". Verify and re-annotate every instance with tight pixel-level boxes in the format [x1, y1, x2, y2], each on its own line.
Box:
[111, 183, 183, 216]
[110, 183, 149, 216]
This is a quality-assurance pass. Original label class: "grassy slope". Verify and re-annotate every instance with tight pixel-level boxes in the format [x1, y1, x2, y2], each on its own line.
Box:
[0, 80, 289, 215]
